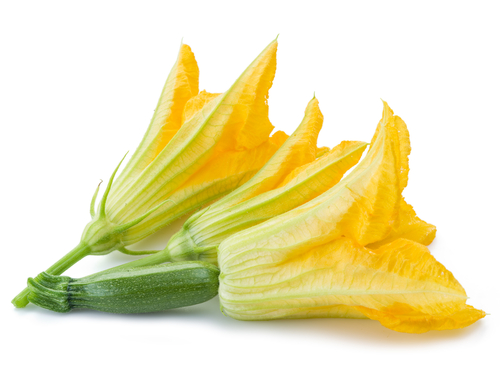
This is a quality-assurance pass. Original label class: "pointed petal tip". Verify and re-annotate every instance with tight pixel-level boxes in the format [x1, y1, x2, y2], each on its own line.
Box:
[379, 98, 389, 107]
[380, 100, 392, 121]
[309, 95, 319, 105]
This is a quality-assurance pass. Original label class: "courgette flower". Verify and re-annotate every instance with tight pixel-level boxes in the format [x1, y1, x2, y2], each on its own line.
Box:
[93, 96, 367, 271]
[218, 102, 485, 333]
[13, 39, 284, 307]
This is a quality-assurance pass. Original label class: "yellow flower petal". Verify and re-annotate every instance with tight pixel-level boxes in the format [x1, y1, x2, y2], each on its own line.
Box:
[207, 97, 325, 213]
[182, 90, 221, 124]
[370, 101, 410, 193]
[315, 146, 330, 158]
[355, 304, 485, 334]
[277, 140, 367, 188]
[111, 44, 199, 199]
[367, 198, 436, 249]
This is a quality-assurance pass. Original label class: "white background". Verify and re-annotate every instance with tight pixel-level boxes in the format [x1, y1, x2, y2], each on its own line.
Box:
[1, 1, 499, 371]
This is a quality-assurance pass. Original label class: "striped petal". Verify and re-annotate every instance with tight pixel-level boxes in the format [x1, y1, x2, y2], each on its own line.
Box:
[123, 132, 287, 244]
[219, 238, 484, 333]
[110, 44, 199, 200]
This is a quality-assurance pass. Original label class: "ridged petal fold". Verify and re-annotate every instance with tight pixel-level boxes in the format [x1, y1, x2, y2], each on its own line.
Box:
[366, 199, 436, 249]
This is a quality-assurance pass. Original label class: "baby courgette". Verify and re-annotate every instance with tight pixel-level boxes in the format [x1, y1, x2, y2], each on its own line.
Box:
[27, 261, 219, 314]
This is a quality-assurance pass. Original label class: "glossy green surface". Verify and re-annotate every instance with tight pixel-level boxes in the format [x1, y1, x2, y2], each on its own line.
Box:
[27, 262, 219, 314]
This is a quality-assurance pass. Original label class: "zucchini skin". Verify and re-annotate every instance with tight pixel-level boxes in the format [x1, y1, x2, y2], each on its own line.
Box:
[27, 262, 219, 314]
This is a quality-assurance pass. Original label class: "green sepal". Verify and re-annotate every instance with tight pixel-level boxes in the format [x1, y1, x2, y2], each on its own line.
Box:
[98, 152, 128, 218]
[90, 180, 103, 219]
[82, 153, 175, 256]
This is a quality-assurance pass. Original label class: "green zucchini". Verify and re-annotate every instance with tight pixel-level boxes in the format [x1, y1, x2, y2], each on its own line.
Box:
[27, 261, 219, 314]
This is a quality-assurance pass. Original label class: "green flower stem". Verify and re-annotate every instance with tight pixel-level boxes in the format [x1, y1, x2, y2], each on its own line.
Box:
[11, 242, 90, 308]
